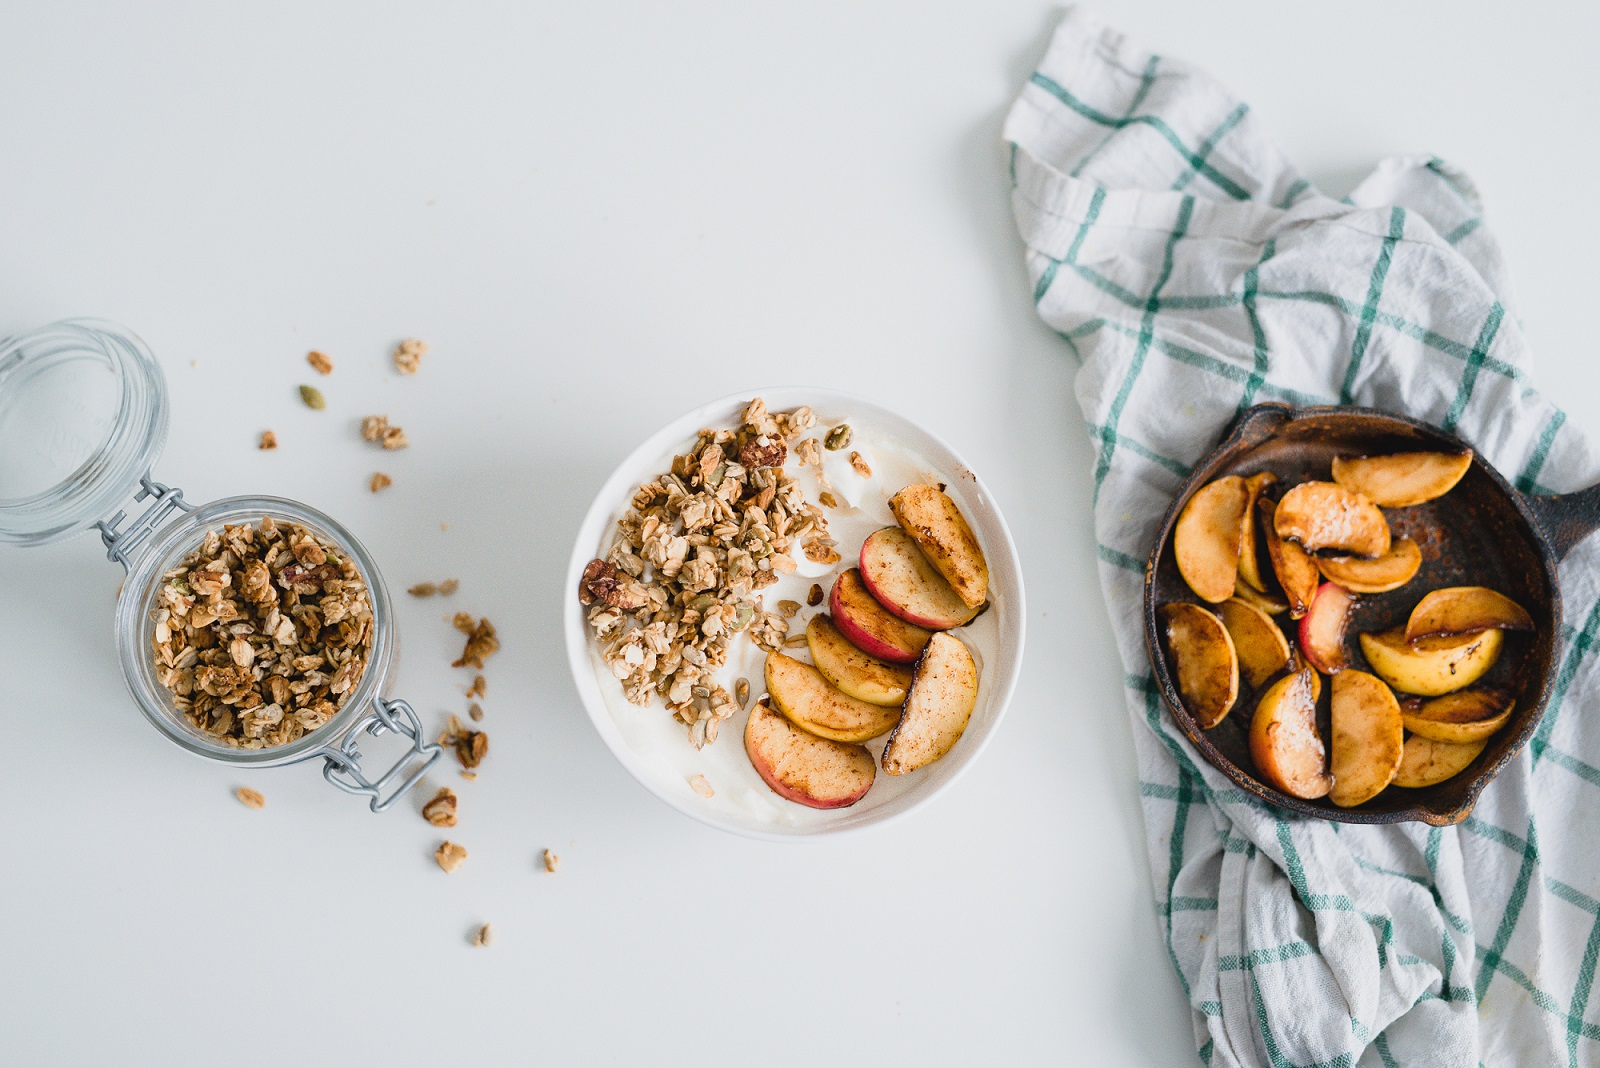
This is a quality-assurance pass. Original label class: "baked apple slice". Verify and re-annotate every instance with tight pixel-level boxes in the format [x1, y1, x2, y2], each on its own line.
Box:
[1404, 586, 1534, 642]
[1399, 688, 1515, 744]
[1331, 450, 1473, 508]
[1259, 497, 1320, 619]
[1392, 734, 1488, 789]
[1298, 581, 1354, 674]
[888, 484, 989, 609]
[1249, 669, 1332, 799]
[744, 701, 875, 809]
[1328, 669, 1405, 807]
[765, 652, 899, 743]
[806, 614, 914, 707]
[1174, 476, 1249, 603]
[881, 632, 979, 775]
[1357, 626, 1502, 697]
[1216, 598, 1291, 689]
[1316, 537, 1421, 594]
[858, 527, 982, 630]
[1237, 472, 1278, 593]
[829, 568, 933, 664]
[1159, 603, 1238, 729]
[1233, 576, 1289, 616]
[1275, 482, 1391, 558]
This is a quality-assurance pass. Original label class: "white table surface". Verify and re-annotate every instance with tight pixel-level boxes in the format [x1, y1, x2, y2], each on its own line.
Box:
[2, 3, 1597, 1064]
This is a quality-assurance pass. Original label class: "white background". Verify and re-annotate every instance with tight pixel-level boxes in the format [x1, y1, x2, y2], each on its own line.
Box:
[2, 3, 1597, 1065]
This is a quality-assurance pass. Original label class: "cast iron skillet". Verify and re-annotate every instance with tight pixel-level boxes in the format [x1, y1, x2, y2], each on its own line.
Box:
[1143, 403, 1600, 825]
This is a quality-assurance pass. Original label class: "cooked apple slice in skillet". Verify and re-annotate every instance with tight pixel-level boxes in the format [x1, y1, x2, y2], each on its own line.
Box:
[1159, 603, 1239, 729]
[1403, 586, 1534, 642]
[1392, 734, 1488, 789]
[1329, 669, 1405, 807]
[829, 568, 933, 664]
[1250, 669, 1332, 799]
[888, 484, 989, 609]
[881, 632, 979, 775]
[1174, 476, 1249, 603]
[765, 652, 900, 743]
[1233, 576, 1289, 616]
[745, 701, 875, 809]
[1274, 482, 1391, 558]
[806, 614, 914, 707]
[1298, 581, 1354, 674]
[1357, 626, 1503, 697]
[858, 527, 982, 630]
[1237, 472, 1278, 593]
[1331, 450, 1473, 508]
[1259, 497, 1320, 619]
[1216, 598, 1291, 690]
[1316, 537, 1422, 594]
[1399, 687, 1515, 744]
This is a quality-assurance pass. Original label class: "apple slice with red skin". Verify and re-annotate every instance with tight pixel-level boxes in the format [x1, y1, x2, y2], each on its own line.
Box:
[881, 632, 979, 775]
[829, 568, 933, 664]
[765, 652, 900, 743]
[1259, 497, 1320, 619]
[744, 702, 875, 809]
[1404, 586, 1534, 643]
[1249, 669, 1332, 799]
[858, 527, 982, 630]
[806, 614, 914, 707]
[1299, 581, 1355, 674]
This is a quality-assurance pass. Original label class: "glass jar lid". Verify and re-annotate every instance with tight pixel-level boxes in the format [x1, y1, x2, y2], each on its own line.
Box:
[0, 320, 169, 545]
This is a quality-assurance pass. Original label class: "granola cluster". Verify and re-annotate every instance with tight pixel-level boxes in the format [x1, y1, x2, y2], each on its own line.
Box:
[580, 398, 834, 748]
[151, 518, 374, 749]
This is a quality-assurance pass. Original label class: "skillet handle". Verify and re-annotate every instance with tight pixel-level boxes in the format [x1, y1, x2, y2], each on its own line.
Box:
[1521, 483, 1600, 563]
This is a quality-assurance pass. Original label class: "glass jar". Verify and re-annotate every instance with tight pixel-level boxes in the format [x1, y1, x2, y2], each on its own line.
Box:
[0, 319, 440, 809]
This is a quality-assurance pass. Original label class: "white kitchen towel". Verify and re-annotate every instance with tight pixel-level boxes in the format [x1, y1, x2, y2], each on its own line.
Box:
[1005, 9, 1600, 1067]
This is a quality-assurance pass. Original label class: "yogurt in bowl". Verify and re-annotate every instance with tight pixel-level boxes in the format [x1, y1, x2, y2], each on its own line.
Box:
[564, 388, 1025, 840]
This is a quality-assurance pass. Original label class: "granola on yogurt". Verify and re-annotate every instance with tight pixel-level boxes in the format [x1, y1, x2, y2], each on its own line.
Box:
[579, 398, 831, 749]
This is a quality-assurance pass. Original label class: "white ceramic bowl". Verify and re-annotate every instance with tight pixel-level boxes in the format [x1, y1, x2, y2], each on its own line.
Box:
[564, 388, 1026, 840]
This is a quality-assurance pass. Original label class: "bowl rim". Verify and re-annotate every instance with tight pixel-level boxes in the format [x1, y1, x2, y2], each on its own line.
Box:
[563, 386, 1027, 841]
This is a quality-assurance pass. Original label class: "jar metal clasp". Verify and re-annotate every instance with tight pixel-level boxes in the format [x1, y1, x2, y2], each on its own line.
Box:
[96, 474, 191, 572]
[318, 698, 443, 813]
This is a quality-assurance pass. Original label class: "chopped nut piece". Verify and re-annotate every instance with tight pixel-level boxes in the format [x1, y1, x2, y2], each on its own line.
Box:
[739, 436, 787, 469]
[438, 579, 459, 596]
[381, 426, 409, 450]
[465, 674, 486, 699]
[360, 415, 388, 442]
[422, 787, 458, 827]
[777, 599, 801, 618]
[460, 770, 477, 781]
[807, 583, 824, 606]
[471, 923, 492, 948]
[369, 472, 392, 493]
[689, 774, 715, 798]
[235, 787, 266, 809]
[848, 451, 872, 479]
[735, 678, 750, 708]
[542, 849, 560, 873]
[306, 350, 333, 375]
[435, 841, 468, 873]
[409, 582, 438, 597]
[794, 438, 822, 468]
[258, 430, 278, 451]
[393, 338, 428, 375]
[824, 424, 853, 451]
[783, 634, 808, 648]
[452, 616, 500, 669]
[299, 385, 326, 410]
[803, 540, 841, 565]
[468, 702, 483, 722]
[818, 491, 839, 509]
[442, 716, 489, 769]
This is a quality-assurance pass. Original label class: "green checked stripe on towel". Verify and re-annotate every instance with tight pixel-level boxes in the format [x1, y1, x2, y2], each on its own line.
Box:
[1005, 9, 1600, 1067]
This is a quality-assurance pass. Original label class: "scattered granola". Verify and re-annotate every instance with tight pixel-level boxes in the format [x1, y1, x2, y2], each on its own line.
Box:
[393, 338, 428, 375]
[452, 614, 500, 669]
[370, 472, 392, 493]
[472, 923, 492, 948]
[777, 599, 801, 618]
[360, 414, 409, 450]
[466, 674, 486, 699]
[460, 770, 478, 781]
[468, 702, 483, 722]
[807, 583, 824, 607]
[689, 774, 715, 798]
[802, 539, 841, 565]
[299, 385, 326, 410]
[440, 714, 488, 769]
[794, 438, 822, 468]
[435, 841, 468, 873]
[735, 678, 750, 708]
[258, 430, 278, 451]
[782, 634, 807, 648]
[422, 786, 458, 827]
[579, 398, 829, 748]
[438, 579, 460, 595]
[235, 787, 266, 809]
[849, 451, 872, 479]
[824, 424, 853, 451]
[307, 350, 334, 375]
[151, 518, 373, 749]
[542, 849, 560, 873]
[409, 582, 439, 597]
